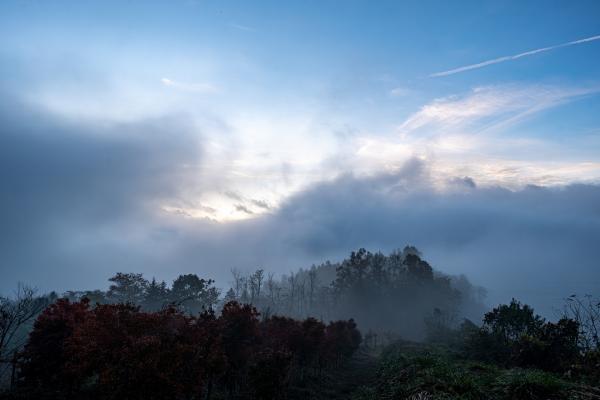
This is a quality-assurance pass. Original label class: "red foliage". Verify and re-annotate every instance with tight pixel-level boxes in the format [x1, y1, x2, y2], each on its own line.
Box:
[19, 298, 90, 391]
[322, 319, 362, 364]
[17, 299, 361, 399]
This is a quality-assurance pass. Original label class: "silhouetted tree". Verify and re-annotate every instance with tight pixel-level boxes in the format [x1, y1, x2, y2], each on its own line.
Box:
[107, 272, 148, 304]
[170, 274, 220, 314]
[143, 278, 169, 311]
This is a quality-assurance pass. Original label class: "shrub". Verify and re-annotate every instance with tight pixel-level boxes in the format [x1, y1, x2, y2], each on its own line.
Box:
[498, 369, 568, 400]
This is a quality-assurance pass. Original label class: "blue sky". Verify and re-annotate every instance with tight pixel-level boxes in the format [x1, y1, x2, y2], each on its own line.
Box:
[1, 1, 600, 312]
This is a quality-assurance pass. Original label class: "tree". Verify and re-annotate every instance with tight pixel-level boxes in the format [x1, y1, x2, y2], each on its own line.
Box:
[107, 272, 149, 304]
[248, 349, 291, 400]
[170, 274, 220, 314]
[322, 319, 362, 366]
[19, 298, 89, 392]
[249, 269, 264, 304]
[65, 304, 201, 400]
[15, 295, 363, 399]
[143, 278, 169, 311]
[219, 301, 260, 396]
[223, 288, 237, 304]
[404, 253, 434, 281]
[515, 317, 580, 371]
[0, 285, 47, 386]
[563, 294, 600, 351]
[0, 285, 51, 389]
[307, 267, 318, 311]
[483, 299, 545, 343]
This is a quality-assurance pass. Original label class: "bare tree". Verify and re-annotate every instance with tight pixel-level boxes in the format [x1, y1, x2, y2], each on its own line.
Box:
[249, 269, 264, 304]
[287, 273, 297, 315]
[563, 294, 600, 350]
[298, 278, 306, 316]
[231, 269, 243, 298]
[308, 267, 318, 312]
[0, 285, 48, 388]
[266, 272, 277, 306]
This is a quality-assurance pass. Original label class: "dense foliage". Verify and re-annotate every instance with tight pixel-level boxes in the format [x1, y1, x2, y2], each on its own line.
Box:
[8, 299, 360, 400]
[426, 298, 600, 385]
[353, 342, 576, 400]
[64, 273, 221, 313]
[353, 297, 600, 400]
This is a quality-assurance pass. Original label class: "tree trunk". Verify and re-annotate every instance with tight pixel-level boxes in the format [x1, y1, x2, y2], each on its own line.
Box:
[10, 351, 17, 390]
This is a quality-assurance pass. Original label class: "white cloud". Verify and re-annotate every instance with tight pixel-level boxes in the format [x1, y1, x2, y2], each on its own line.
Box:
[430, 34, 600, 77]
[389, 87, 411, 97]
[161, 77, 218, 94]
[398, 84, 597, 136]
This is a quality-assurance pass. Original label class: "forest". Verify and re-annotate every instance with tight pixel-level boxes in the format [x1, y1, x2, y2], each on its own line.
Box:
[1, 247, 599, 399]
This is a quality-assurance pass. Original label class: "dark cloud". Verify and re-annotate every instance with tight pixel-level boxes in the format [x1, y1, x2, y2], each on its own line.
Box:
[1, 97, 599, 318]
[450, 176, 477, 188]
[226, 190, 271, 211]
[251, 199, 271, 210]
[257, 169, 600, 316]
[0, 96, 203, 291]
[235, 204, 254, 215]
[224, 191, 243, 201]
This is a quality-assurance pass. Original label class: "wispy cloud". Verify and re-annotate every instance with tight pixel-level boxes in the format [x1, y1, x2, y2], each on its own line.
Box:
[398, 84, 597, 135]
[389, 87, 412, 97]
[430, 34, 600, 77]
[161, 78, 218, 94]
[228, 23, 256, 32]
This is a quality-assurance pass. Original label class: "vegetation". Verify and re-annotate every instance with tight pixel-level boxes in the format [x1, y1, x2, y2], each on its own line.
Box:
[48, 247, 486, 340]
[353, 342, 574, 400]
[228, 247, 486, 339]
[0, 286, 49, 389]
[1, 247, 599, 399]
[7, 300, 360, 399]
[351, 295, 600, 399]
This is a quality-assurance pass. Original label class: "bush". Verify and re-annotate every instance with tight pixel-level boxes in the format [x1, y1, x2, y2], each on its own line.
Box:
[460, 300, 582, 373]
[498, 369, 568, 400]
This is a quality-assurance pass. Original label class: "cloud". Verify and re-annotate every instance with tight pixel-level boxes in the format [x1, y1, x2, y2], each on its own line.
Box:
[0, 98, 598, 319]
[161, 78, 218, 94]
[430, 34, 600, 77]
[228, 23, 256, 32]
[389, 87, 411, 97]
[0, 95, 204, 291]
[251, 199, 271, 210]
[398, 84, 597, 135]
[235, 204, 254, 214]
[1, 91, 599, 320]
[258, 164, 600, 316]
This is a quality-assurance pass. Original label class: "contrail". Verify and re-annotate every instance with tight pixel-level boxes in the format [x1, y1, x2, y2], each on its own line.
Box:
[430, 34, 600, 78]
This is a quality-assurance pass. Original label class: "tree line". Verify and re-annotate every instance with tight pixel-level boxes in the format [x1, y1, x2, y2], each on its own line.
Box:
[5, 299, 361, 399]
[0, 246, 486, 391]
[5, 246, 597, 397]
[50, 247, 486, 339]
[225, 246, 486, 339]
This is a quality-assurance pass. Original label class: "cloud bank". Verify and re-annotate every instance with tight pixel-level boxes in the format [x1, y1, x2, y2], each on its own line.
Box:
[1, 97, 599, 318]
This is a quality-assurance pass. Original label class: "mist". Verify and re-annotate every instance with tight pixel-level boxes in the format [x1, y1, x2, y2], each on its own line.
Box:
[1, 96, 599, 319]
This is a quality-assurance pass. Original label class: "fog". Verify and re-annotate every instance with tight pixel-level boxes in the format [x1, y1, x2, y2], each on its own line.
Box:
[1, 97, 599, 318]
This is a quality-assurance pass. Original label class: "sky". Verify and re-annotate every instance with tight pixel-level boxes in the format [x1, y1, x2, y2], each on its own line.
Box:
[1, 0, 599, 316]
